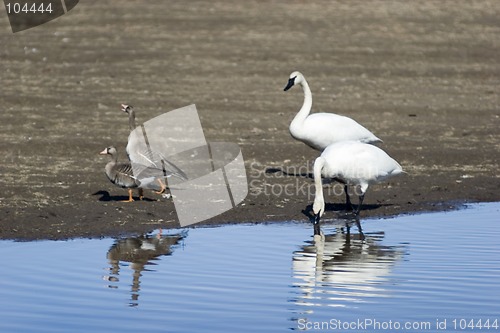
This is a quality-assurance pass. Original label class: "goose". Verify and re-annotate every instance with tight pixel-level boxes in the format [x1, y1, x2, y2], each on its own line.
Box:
[312, 141, 403, 222]
[121, 104, 187, 194]
[283, 71, 381, 150]
[100, 146, 143, 202]
[121, 103, 136, 131]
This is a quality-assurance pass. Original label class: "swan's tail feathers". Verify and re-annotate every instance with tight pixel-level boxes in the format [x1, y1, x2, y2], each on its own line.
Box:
[365, 136, 383, 145]
[393, 169, 407, 176]
[390, 162, 405, 177]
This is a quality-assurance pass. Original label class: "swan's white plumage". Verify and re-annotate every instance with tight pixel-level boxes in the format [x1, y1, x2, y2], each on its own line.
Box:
[313, 141, 403, 217]
[285, 71, 381, 150]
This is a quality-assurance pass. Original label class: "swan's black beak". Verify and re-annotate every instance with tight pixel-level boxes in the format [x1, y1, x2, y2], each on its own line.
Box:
[284, 77, 295, 91]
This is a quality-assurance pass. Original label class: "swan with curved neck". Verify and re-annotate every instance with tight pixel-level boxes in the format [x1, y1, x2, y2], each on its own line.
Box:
[312, 141, 403, 223]
[284, 71, 381, 150]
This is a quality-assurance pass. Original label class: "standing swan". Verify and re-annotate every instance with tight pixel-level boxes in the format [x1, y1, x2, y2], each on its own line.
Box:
[284, 71, 381, 150]
[312, 141, 403, 222]
[100, 146, 143, 202]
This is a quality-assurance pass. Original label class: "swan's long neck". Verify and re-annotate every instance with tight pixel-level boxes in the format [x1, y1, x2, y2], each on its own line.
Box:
[290, 79, 312, 133]
[312, 156, 325, 215]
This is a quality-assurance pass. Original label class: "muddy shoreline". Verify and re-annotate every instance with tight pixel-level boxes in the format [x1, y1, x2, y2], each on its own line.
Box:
[1, 1, 499, 240]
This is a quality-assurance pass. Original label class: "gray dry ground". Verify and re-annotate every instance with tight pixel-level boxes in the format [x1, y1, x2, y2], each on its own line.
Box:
[0, 1, 499, 240]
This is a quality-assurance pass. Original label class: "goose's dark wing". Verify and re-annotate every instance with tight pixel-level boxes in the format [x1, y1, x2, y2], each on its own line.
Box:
[108, 162, 139, 188]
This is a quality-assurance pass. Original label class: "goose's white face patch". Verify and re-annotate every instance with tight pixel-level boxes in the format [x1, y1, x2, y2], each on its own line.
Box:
[121, 104, 130, 113]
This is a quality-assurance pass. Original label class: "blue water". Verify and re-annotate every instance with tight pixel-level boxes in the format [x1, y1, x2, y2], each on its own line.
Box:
[0, 203, 499, 332]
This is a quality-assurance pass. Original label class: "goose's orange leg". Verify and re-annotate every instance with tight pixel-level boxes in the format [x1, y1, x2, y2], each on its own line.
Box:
[154, 179, 167, 194]
[138, 188, 144, 200]
[121, 189, 134, 202]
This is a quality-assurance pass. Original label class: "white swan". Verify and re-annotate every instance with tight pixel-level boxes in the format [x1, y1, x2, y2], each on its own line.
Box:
[312, 141, 403, 221]
[284, 71, 381, 150]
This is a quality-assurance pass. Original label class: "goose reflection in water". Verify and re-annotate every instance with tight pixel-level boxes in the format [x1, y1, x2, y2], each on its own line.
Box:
[104, 231, 185, 307]
[292, 219, 407, 309]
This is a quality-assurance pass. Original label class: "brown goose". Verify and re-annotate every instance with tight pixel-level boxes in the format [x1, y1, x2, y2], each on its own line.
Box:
[121, 104, 183, 194]
[100, 146, 144, 202]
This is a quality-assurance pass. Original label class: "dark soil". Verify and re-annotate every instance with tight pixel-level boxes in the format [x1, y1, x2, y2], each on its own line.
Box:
[0, 1, 499, 240]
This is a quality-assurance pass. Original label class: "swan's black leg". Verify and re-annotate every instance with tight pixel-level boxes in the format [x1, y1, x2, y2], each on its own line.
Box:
[345, 222, 351, 243]
[354, 216, 365, 241]
[344, 185, 354, 211]
[355, 194, 365, 215]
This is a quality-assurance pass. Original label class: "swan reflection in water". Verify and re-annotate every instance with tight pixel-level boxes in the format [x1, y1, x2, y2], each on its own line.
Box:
[292, 218, 407, 310]
[103, 231, 185, 306]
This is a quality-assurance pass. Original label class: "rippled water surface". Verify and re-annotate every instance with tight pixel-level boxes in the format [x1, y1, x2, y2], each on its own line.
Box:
[1, 203, 499, 332]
